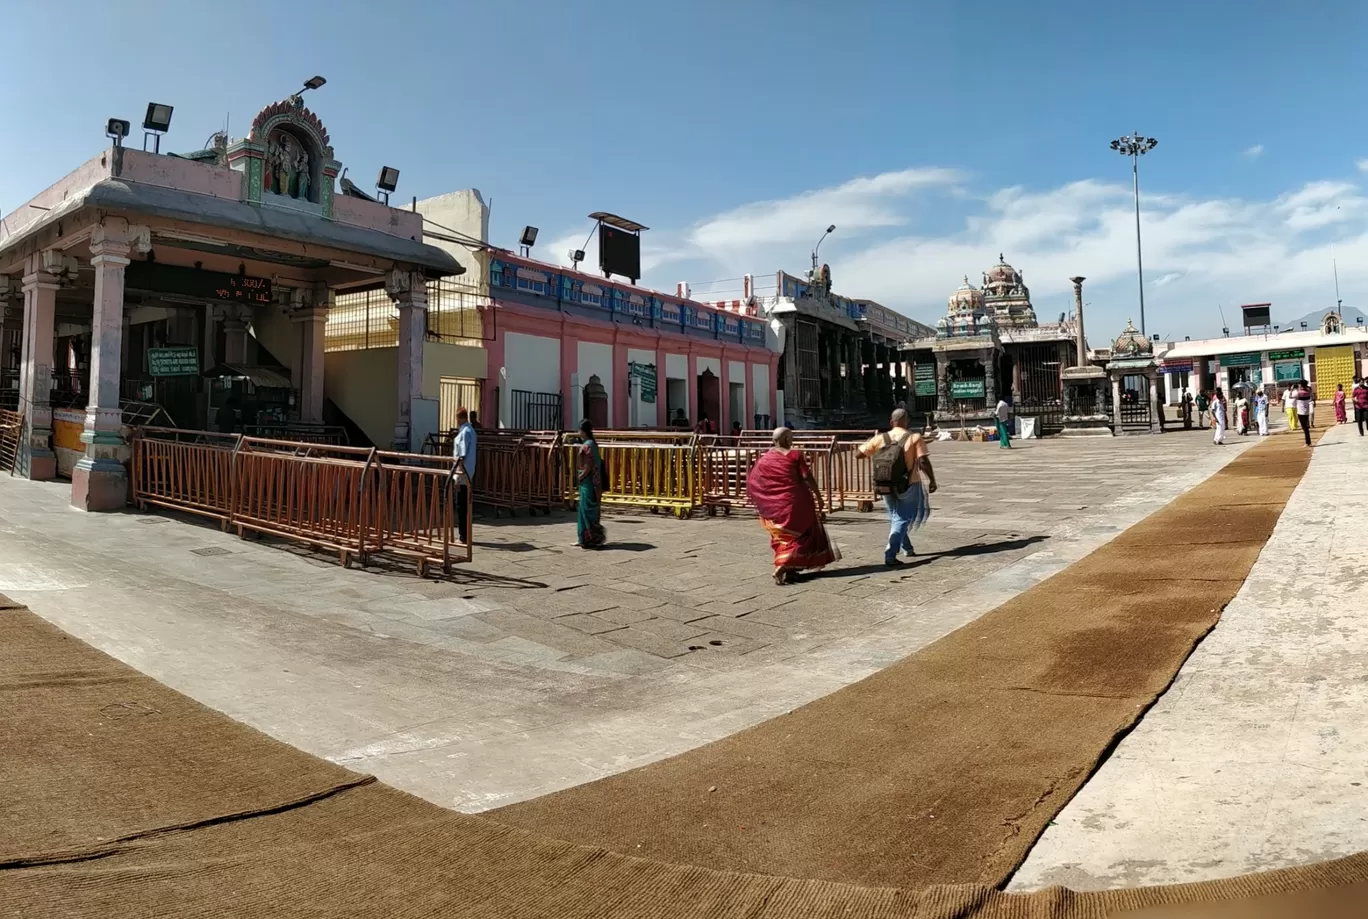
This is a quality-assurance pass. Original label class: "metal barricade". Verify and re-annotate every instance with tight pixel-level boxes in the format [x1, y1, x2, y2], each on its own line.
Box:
[566, 438, 699, 517]
[371, 451, 473, 576]
[738, 430, 875, 512]
[131, 427, 242, 526]
[0, 407, 22, 475]
[706, 436, 839, 515]
[241, 423, 349, 446]
[231, 439, 378, 568]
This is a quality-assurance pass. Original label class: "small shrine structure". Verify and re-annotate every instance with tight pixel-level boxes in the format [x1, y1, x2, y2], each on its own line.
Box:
[1106, 318, 1165, 435]
[1059, 276, 1109, 436]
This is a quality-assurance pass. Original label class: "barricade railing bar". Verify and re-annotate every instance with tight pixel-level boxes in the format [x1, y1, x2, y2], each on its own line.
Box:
[408, 427, 883, 520]
[129, 428, 472, 572]
[131, 427, 243, 525]
[372, 451, 473, 576]
[0, 407, 23, 476]
[241, 423, 350, 446]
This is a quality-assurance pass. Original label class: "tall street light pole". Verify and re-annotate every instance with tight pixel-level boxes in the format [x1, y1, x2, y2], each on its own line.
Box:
[812, 224, 836, 272]
[1110, 132, 1158, 337]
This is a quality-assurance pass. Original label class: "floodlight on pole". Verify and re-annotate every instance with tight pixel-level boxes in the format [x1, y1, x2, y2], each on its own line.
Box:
[812, 224, 836, 271]
[141, 103, 174, 153]
[519, 225, 539, 257]
[1111, 131, 1158, 337]
[376, 166, 400, 205]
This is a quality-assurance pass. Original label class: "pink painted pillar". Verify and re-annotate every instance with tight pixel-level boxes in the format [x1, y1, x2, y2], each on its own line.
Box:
[72, 227, 131, 511]
[560, 327, 578, 429]
[687, 351, 699, 425]
[18, 259, 59, 480]
[386, 269, 427, 452]
[612, 336, 629, 429]
[482, 327, 504, 428]
[719, 352, 732, 434]
[654, 345, 666, 428]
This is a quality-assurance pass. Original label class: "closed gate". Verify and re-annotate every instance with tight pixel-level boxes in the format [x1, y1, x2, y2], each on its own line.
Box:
[510, 390, 561, 430]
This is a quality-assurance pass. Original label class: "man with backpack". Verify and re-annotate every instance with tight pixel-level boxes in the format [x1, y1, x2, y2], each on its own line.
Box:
[858, 409, 938, 568]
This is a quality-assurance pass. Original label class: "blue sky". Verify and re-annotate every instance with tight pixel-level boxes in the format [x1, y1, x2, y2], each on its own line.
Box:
[4, 0, 1367, 338]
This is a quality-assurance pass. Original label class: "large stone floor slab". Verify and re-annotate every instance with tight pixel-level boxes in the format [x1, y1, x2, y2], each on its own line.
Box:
[1011, 422, 1368, 892]
[0, 430, 1247, 812]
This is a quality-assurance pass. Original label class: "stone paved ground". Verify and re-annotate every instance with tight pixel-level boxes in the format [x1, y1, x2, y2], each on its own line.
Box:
[1011, 423, 1368, 892]
[0, 429, 1252, 811]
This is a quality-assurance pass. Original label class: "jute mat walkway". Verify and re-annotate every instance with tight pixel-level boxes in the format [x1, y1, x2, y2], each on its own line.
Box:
[6, 430, 1368, 918]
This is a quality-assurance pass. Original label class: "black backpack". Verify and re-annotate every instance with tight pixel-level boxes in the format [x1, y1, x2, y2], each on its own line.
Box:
[871, 432, 911, 495]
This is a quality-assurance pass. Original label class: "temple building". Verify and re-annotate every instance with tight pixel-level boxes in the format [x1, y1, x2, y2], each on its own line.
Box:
[692, 267, 934, 429]
[900, 255, 1079, 432]
[0, 94, 463, 508]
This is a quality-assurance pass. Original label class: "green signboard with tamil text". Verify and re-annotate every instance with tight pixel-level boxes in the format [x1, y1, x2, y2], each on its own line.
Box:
[950, 379, 986, 400]
[1274, 361, 1304, 382]
[1268, 349, 1305, 362]
[147, 346, 200, 377]
[914, 363, 936, 397]
[1220, 352, 1262, 367]
[628, 361, 657, 404]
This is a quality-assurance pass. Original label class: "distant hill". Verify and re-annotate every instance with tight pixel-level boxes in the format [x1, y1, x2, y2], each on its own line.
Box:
[1279, 305, 1368, 332]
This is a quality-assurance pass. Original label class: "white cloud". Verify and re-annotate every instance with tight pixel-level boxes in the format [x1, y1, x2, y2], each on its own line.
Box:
[531, 165, 1368, 339]
[1243, 144, 1264, 158]
[687, 167, 963, 253]
[1356, 158, 1368, 173]
[598, 167, 1368, 339]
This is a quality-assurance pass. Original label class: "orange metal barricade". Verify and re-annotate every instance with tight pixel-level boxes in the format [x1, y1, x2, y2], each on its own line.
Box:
[131, 427, 242, 525]
[371, 452, 473, 575]
[701, 436, 838, 515]
[231, 439, 378, 568]
[0, 408, 22, 475]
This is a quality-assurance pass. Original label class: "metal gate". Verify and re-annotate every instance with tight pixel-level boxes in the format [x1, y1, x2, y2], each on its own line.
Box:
[794, 319, 821, 410]
[1015, 400, 1066, 435]
[0, 408, 20, 474]
[439, 377, 484, 430]
[510, 390, 561, 430]
[1119, 376, 1152, 427]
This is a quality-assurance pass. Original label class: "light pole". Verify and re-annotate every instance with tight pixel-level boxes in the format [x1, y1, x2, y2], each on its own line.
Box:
[812, 224, 836, 272]
[1110, 132, 1158, 337]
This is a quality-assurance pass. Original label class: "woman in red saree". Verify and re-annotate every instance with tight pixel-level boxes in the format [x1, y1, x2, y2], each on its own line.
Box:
[746, 427, 840, 585]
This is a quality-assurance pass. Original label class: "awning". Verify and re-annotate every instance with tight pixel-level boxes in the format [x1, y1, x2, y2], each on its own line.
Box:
[204, 364, 294, 390]
[43, 180, 463, 278]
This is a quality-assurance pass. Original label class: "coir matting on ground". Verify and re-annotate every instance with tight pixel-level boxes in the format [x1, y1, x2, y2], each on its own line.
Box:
[6, 431, 1368, 918]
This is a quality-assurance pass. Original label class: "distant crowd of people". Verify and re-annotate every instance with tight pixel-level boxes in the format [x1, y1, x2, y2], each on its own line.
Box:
[1182, 376, 1368, 448]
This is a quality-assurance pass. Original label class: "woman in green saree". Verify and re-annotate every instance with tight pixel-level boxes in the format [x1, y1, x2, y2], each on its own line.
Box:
[576, 420, 607, 549]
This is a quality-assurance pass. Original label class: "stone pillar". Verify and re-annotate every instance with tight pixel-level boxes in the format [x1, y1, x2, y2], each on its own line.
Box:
[222, 307, 251, 365]
[1111, 376, 1122, 432]
[882, 345, 895, 408]
[72, 228, 131, 510]
[934, 352, 950, 416]
[1148, 370, 1163, 433]
[290, 288, 329, 424]
[982, 351, 997, 407]
[848, 337, 864, 412]
[18, 261, 60, 480]
[386, 269, 427, 452]
[1069, 276, 1087, 367]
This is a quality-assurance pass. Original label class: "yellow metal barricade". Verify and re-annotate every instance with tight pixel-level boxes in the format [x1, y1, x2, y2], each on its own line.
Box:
[566, 439, 698, 517]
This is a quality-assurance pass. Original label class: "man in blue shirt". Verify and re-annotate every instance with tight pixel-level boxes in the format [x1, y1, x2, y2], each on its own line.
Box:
[452, 408, 476, 544]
